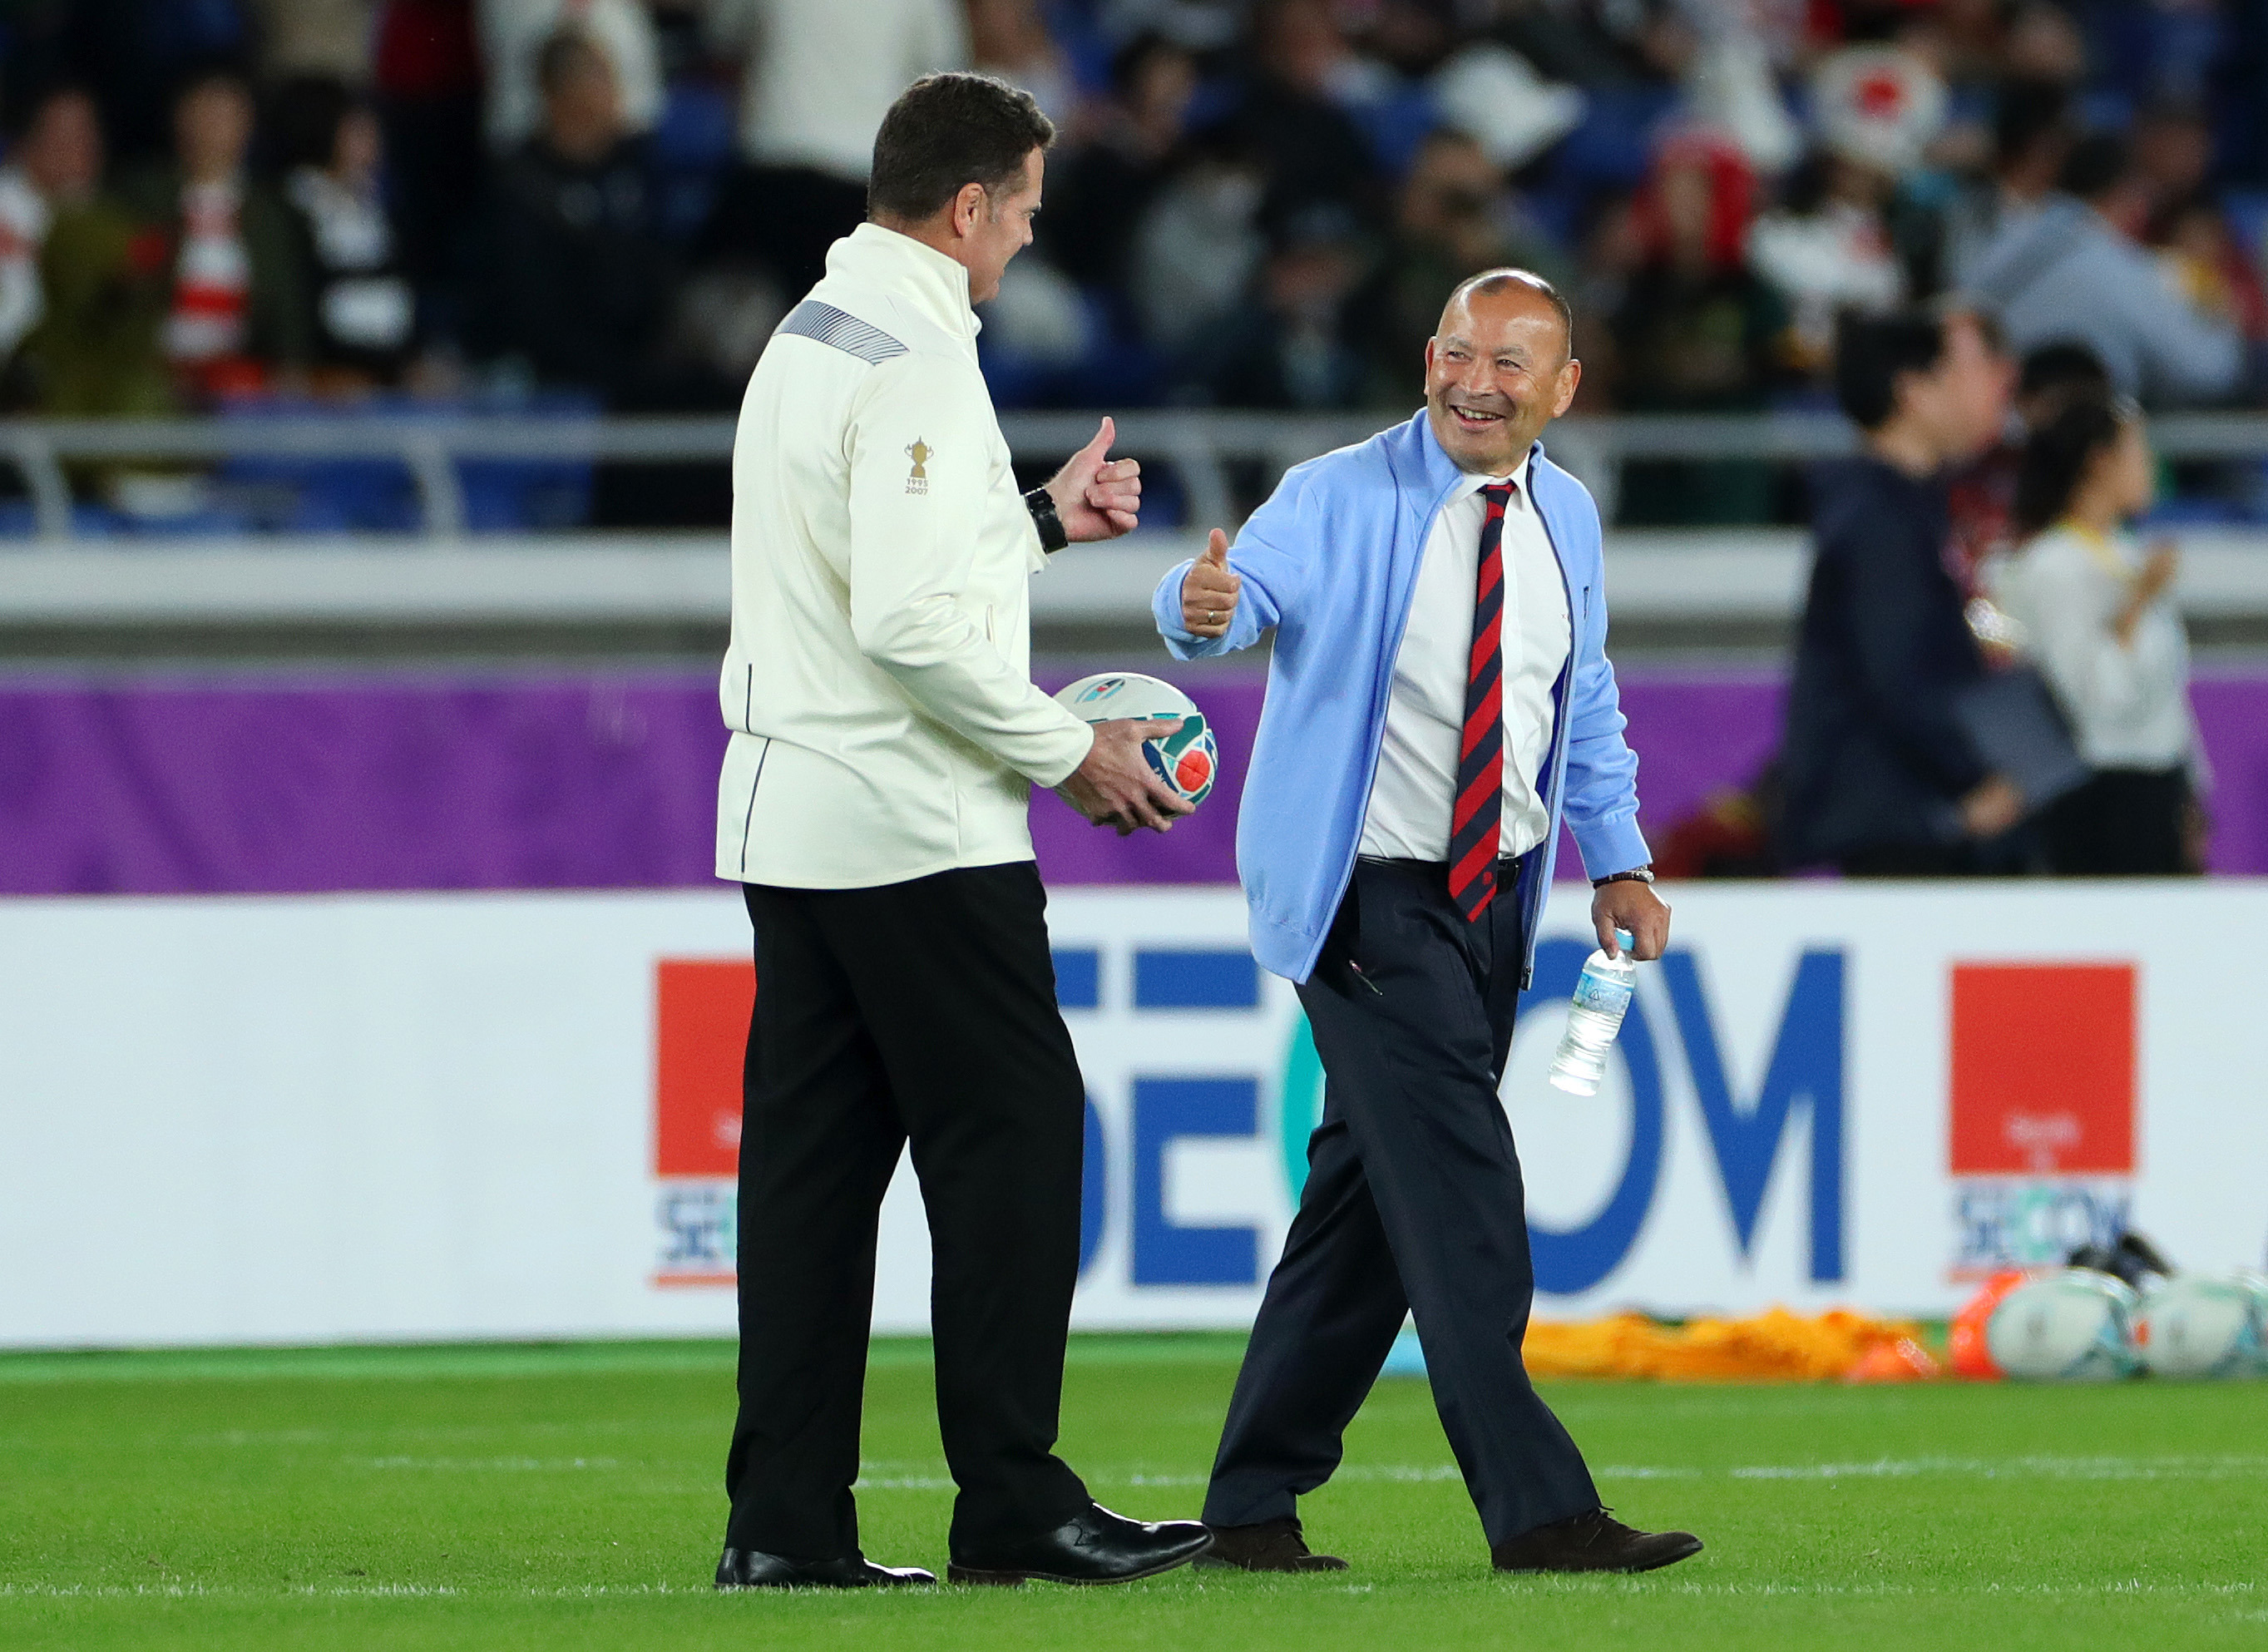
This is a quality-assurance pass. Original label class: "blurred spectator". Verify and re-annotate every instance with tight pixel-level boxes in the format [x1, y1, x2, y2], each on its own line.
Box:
[1746, 44, 1946, 385]
[250, 0, 378, 82]
[1360, 126, 1573, 405]
[479, 0, 661, 146]
[1188, 204, 1371, 409]
[1746, 149, 1904, 383]
[1779, 309, 2023, 876]
[269, 75, 418, 391]
[700, 0, 968, 303]
[1946, 338, 2113, 581]
[1996, 393, 2204, 874]
[2131, 96, 2216, 213]
[1999, 0, 2089, 88]
[372, 0, 483, 314]
[2136, 105, 2268, 348]
[0, 87, 105, 380]
[1964, 129, 2244, 405]
[2149, 190, 2268, 347]
[118, 70, 309, 400]
[1129, 124, 1267, 351]
[969, 0, 1078, 126]
[1209, 0, 1386, 232]
[1099, 0, 1244, 54]
[15, 104, 175, 420]
[1939, 79, 2073, 290]
[472, 29, 676, 404]
[1045, 32, 1200, 304]
[1608, 132, 1786, 522]
[0, 0, 255, 166]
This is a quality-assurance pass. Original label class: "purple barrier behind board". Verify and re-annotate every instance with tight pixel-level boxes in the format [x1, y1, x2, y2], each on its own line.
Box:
[2, 668, 2264, 896]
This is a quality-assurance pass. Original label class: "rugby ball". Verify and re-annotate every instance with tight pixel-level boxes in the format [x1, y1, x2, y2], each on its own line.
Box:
[2137, 1274, 2265, 1379]
[2237, 1270, 2268, 1373]
[1054, 672, 1218, 805]
[1984, 1269, 2140, 1382]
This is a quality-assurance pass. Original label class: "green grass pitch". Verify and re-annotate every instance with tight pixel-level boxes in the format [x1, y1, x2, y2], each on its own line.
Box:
[4, 1334, 2263, 1650]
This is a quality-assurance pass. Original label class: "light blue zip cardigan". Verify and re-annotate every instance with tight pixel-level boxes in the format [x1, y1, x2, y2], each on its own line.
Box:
[1150, 410, 1649, 986]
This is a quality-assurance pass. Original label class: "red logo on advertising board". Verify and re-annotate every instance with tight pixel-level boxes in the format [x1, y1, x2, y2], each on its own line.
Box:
[654, 960, 752, 1177]
[1949, 962, 2136, 1175]
[651, 959, 752, 1285]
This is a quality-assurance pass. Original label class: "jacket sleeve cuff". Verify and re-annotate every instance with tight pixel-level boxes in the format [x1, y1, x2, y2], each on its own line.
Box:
[1024, 717, 1094, 790]
[1571, 809, 1651, 882]
[1153, 559, 1198, 641]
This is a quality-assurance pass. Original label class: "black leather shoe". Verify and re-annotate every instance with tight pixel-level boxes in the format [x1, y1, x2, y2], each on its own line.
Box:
[1194, 1516, 1348, 1572]
[1490, 1508, 1702, 1575]
[714, 1547, 936, 1589]
[947, 1502, 1213, 1585]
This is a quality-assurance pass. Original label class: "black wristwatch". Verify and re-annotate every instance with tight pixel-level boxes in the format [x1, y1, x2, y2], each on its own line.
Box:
[1024, 486, 1069, 554]
[1593, 867, 1656, 888]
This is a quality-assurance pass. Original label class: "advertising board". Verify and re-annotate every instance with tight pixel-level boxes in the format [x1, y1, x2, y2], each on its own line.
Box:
[2, 883, 2262, 1348]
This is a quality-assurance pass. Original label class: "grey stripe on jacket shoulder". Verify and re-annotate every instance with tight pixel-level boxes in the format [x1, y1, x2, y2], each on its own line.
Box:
[774, 299, 908, 364]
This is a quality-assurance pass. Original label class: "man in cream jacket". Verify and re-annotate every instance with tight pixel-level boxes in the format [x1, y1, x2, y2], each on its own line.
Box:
[711, 73, 1210, 1592]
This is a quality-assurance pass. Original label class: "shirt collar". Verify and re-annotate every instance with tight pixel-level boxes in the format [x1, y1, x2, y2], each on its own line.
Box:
[1448, 453, 1532, 502]
[823, 221, 981, 344]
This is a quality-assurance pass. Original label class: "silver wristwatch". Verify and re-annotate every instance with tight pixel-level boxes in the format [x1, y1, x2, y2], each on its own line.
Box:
[1592, 867, 1656, 888]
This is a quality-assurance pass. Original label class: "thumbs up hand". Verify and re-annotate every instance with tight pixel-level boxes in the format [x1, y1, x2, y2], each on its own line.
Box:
[1179, 529, 1241, 639]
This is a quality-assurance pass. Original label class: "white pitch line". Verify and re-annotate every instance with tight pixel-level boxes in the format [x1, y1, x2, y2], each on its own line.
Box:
[1724, 1455, 2268, 1481]
[2, 1579, 2258, 1605]
[852, 1455, 2268, 1493]
[353, 1457, 621, 1471]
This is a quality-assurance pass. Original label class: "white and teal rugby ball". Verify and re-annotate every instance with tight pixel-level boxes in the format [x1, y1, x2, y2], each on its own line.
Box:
[1053, 672, 1218, 805]
[2137, 1274, 2266, 1379]
[1986, 1269, 2141, 1382]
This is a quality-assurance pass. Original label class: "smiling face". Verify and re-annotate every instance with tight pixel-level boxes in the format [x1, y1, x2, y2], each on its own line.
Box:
[1423, 279, 1582, 476]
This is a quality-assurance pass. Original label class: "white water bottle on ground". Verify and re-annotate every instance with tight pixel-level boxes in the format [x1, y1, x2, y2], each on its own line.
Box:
[1547, 930, 1638, 1096]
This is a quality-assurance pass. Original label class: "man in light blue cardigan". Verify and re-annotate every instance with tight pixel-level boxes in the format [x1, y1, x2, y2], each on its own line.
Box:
[1153, 271, 1701, 1577]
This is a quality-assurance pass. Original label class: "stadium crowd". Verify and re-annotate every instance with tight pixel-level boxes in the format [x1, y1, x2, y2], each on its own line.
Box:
[1, 0, 2266, 524]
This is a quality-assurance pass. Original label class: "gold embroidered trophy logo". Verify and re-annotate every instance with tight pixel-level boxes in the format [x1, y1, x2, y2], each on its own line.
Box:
[905, 438, 931, 495]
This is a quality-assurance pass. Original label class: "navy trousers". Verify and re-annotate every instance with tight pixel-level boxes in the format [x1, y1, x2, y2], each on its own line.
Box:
[1203, 857, 1598, 1545]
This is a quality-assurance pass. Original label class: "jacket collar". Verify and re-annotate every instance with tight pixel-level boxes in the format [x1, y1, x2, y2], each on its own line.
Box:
[825, 222, 981, 348]
[1392, 408, 1554, 509]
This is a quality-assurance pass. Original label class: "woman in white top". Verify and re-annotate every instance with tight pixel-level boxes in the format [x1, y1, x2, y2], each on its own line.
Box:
[1999, 392, 2201, 873]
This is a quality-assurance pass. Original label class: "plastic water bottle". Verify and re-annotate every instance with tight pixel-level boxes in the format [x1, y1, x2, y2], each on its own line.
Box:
[1546, 930, 1638, 1096]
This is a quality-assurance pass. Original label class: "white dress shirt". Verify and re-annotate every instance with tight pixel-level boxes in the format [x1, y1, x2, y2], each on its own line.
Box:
[1360, 457, 1572, 861]
[1995, 523, 2200, 774]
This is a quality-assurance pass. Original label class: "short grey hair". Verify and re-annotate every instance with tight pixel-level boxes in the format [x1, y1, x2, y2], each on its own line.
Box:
[1441, 268, 1574, 359]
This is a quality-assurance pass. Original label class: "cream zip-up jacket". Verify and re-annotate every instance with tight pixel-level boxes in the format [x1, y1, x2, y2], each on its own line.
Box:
[714, 224, 1094, 888]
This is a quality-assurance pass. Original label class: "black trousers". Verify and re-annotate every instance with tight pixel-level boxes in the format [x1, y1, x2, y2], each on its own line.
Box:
[2039, 765, 2191, 875]
[1203, 858, 1598, 1546]
[724, 863, 1090, 1561]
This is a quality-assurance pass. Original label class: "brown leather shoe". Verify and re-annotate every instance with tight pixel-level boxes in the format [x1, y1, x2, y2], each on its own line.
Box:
[1490, 1508, 1702, 1575]
[1194, 1516, 1349, 1573]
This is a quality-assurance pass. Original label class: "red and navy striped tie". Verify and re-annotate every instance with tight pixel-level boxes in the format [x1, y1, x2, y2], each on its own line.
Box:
[1448, 482, 1514, 921]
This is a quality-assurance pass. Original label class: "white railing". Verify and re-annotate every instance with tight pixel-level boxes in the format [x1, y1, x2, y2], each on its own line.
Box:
[5, 411, 2268, 542]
